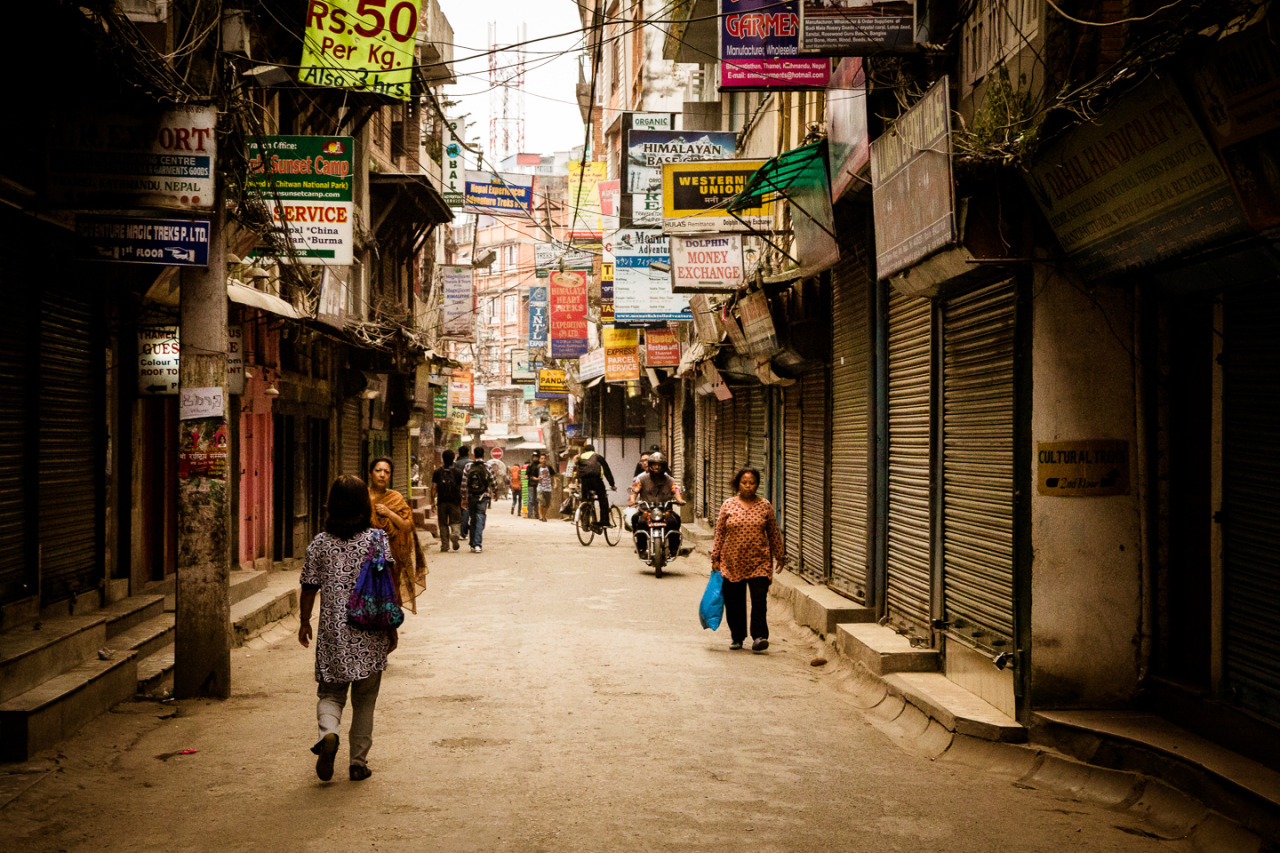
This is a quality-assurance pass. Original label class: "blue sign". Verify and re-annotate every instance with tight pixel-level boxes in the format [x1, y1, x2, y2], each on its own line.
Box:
[528, 285, 549, 351]
[77, 215, 211, 266]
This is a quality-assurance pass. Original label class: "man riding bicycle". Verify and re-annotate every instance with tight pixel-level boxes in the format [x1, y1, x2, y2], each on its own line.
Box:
[575, 444, 616, 530]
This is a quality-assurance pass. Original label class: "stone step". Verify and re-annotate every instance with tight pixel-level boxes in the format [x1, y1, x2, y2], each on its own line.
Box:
[136, 644, 174, 698]
[835, 622, 941, 676]
[772, 573, 876, 637]
[0, 614, 108, 706]
[165, 570, 268, 613]
[101, 595, 165, 640]
[885, 671, 1025, 742]
[104, 613, 175, 664]
[0, 652, 138, 762]
[231, 578, 299, 648]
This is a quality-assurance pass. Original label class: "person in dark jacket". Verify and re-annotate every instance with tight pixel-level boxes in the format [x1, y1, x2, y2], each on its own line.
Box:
[575, 444, 616, 529]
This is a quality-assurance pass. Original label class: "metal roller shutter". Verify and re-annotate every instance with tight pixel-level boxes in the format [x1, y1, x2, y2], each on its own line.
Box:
[744, 386, 767, 479]
[1222, 285, 1280, 721]
[885, 289, 934, 640]
[800, 364, 828, 583]
[829, 258, 871, 602]
[715, 397, 736, 516]
[695, 393, 708, 519]
[39, 291, 100, 605]
[392, 427, 410, 496]
[0, 281, 31, 605]
[340, 398, 362, 477]
[783, 383, 803, 569]
[671, 387, 685, 487]
[941, 280, 1016, 652]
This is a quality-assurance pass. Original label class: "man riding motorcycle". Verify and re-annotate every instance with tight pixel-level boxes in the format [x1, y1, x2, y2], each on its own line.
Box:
[628, 452, 684, 558]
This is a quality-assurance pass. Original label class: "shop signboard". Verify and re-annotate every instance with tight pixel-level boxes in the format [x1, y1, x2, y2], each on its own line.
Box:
[604, 328, 640, 382]
[440, 116, 465, 207]
[227, 327, 244, 396]
[643, 328, 682, 366]
[441, 265, 475, 339]
[534, 243, 594, 277]
[719, 0, 831, 90]
[661, 160, 772, 234]
[317, 265, 351, 329]
[138, 325, 181, 395]
[77, 215, 210, 266]
[739, 290, 779, 356]
[600, 258, 616, 324]
[450, 369, 474, 407]
[528, 284, 549, 351]
[536, 368, 569, 399]
[669, 234, 744, 293]
[826, 57, 870, 202]
[549, 270, 589, 358]
[630, 112, 675, 131]
[567, 160, 608, 238]
[299, 0, 421, 100]
[871, 76, 955, 278]
[612, 229, 691, 324]
[626, 130, 738, 195]
[579, 347, 606, 381]
[799, 0, 915, 55]
[463, 170, 534, 215]
[630, 193, 663, 226]
[246, 135, 354, 265]
[511, 351, 538, 384]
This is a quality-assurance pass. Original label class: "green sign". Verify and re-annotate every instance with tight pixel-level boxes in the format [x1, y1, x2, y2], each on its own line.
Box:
[245, 135, 353, 264]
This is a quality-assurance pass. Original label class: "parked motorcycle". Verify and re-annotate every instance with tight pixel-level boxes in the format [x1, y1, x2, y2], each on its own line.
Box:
[634, 500, 680, 577]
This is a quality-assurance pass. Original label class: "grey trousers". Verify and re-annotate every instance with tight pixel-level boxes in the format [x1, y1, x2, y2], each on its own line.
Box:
[317, 671, 382, 767]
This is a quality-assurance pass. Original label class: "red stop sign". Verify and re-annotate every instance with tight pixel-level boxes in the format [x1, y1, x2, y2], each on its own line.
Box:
[490, 446, 504, 460]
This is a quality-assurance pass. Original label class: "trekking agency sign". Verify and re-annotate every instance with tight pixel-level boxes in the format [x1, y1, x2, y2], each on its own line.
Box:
[299, 0, 421, 100]
[246, 135, 354, 264]
[719, 0, 831, 90]
[440, 116, 464, 208]
[441, 265, 475, 340]
[463, 170, 534, 216]
[527, 285, 549, 351]
[548, 270, 589, 358]
[626, 130, 738, 195]
[612, 230, 691, 323]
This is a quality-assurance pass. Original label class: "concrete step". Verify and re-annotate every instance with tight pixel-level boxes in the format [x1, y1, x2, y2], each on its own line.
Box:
[231, 575, 299, 648]
[0, 652, 138, 762]
[0, 614, 108, 705]
[104, 613, 175, 665]
[166, 570, 268, 613]
[885, 671, 1024, 742]
[772, 573, 876, 637]
[101, 595, 165, 640]
[136, 644, 174, 698]
[835, 622, 940, 675]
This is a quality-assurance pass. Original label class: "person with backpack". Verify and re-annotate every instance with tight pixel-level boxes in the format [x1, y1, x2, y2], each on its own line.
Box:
[431, 449, 463, 552]
[455, 445, 471, 540]
[575, 444, 616, 530]
[463, 444, 492, 553]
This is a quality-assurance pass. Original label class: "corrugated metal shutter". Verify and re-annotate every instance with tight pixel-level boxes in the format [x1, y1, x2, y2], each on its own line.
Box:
[695, 393, 710, 520]
[829, 258, 871, 602]
[783, 383, 802, 569]
[0, 281, 30, 605]
[715, 397, 736, 516]
[340, 398, 362, 477]
[392, 427, 410, 495]
[39, 291, 100, 605]
[1222, 285, 1280, 722]
[671, 387, 685, 487]
[800, 364, 828, 583]
[885, 289, 934, 640]
[744, 386, 767, 479]
[941, 280, 1016, 652]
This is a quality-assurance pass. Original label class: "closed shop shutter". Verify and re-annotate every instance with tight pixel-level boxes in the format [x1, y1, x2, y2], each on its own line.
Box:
[714, 397, 736, 516]
[0, 281, 31, 605]
[1222, 284, 1280, 721]
[743, 386, 767, 479]
[671, 387, 685, 488]
[340, 398, 362, 477]
[800, 364, 828, 583]
[695, 393, 711, 520]
[392, 427, 410, 495]
[39, 291, 100, 605]
[885, 289, 934, 640]
[783, 383, 803, 569]
[941, 280, 1016, 652]
[828, 258, 871, 602]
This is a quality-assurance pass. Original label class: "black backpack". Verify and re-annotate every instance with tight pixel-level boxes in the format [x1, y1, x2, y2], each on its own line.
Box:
[434, 467, 461, 504]
[577, 453, 602, 478]
[466, 461, 490, 498]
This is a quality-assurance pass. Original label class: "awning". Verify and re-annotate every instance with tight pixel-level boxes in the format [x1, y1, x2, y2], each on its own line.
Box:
[227, 280, 306, 320]
[729, 141, 828, 212]
[370, 173, 453, 226]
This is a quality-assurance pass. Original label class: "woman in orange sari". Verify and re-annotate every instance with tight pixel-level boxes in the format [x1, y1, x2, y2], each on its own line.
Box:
[368, 457, 427, 613]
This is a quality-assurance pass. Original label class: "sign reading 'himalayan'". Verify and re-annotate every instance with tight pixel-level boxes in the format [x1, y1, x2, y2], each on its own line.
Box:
[246, 135, 354, 265]
[299, 0, 421, 100]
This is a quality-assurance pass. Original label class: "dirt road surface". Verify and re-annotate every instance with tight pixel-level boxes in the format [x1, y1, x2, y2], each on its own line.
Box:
[1, 511, 1180, 852]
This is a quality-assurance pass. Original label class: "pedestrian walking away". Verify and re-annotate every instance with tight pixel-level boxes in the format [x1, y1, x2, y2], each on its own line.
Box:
[509, 460, 523, 515]
[368, 456, 427, 612]
[711, 467, 786, 652]
[464, 445, 492, 551]
[525, 454, 544, 520]
[298, 475, 399, 782]
[486, 449, 508, 500]
[455, 445, 472, 539]
[536, 452, 554, 522]
[576, 444, 617, 529]
[432, 449, 463, 552]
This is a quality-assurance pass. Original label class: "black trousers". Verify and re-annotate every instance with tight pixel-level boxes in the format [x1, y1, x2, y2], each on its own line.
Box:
[722, 576, 771, 643]
[581, 475, 610, 525]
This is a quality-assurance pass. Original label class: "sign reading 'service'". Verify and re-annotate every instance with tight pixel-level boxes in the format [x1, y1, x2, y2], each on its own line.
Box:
[246, 136, 354, 265]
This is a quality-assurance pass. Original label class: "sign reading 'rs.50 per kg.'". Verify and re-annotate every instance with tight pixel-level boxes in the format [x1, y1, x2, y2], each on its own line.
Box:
[300, 0, 422, 101]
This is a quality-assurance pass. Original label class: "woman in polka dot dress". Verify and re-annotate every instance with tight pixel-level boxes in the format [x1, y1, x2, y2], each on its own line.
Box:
[710, 468, 786, 652]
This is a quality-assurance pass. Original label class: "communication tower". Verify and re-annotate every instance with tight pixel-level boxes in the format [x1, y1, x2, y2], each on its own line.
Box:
[488, 22, 527, 164]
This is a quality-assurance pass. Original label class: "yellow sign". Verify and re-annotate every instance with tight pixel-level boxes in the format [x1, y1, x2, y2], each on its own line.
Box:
[299, 0, 421, 101]
[604, 328, 640, 382]
[661, 160, 773, 234]
[1037, 440, 1130, 496]
[567, 161, 608, 235]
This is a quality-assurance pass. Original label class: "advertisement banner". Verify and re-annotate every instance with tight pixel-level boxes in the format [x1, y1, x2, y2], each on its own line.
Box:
[299, 0, 421, 100]
[719, 0, 831, 90]
[528, 284, 549, 351]
[433, 389, 449, 419]
[246, 135, 354, 265]
[612, 230, 691, 323]
[567, 160, 608, 237]
[536, 368, 569, 399]
[138, 326, 181, 395]
[77, 215, 210, 266]
[317, 265, 351, 330]
[441, 265, 475, 339]
[871, 77, 955, 278]
[440, 116, 465, 208]
[661, 160, 772, 234]
[549, 270, 589, 358]
[799, 0, 915, 55]
[626, 130, 738, 195]
[630, 193, 663, 226]
[579, 348, 606, 381]
[827, 58, 870, 202]
[599, 179, 621, 232]
[49, 105, 217, 211]
[643, 328, 682, 366]
[463, 170, 534, 215]
[630, 112, 675, 131]
[450, 369, 474, 407]
[600, 258, 616, 324]
[604, 329, 641, 382]
[534, 243, 594, 277]
[511, 351, 538, 384]
[669, 234, 744, 293]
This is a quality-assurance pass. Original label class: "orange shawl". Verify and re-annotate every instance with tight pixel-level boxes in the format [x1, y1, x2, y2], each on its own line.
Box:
[370, 488, 427, 613]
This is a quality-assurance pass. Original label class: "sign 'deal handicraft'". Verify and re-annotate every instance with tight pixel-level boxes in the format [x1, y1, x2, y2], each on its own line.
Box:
[246, 136, 354, 265]
[299, 0, 422, 100]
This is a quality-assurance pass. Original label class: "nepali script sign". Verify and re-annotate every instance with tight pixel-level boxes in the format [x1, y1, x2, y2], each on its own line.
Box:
[300, 0, 422, 100]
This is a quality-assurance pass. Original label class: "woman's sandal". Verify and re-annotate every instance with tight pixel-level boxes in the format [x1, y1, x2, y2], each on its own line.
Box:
[349, 764, 373, 781]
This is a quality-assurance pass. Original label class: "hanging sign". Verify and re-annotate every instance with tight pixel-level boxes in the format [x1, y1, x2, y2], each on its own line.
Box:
[669, 234, 745, 293]
[601, 258, 616, 324]
[579, 348, 606, 381]
[138, 326, 180, 395]
[442, 265, 475, 339]
[739, 290, 779, 355]
[528, 284, 549, 351]
[450, 370, 474, 407]
[227, 327, 244, 396]
[536, 368, 569, 399]
[626, 130, 738, 195]
[799, 0, 915, 55]
[77, 215, 211, 266]
[549, 270, 589, 358]
[511, 351, 538, 384]
[719, 0, 831, 91]
[246, 135, 354, 265]
[299, 0, 421, 100]
[661, 160, 772, 234]
[463, 170, 534, 215]
[440, 116, 465, 207]
[604, 328, 641, 381]
[827, 58, 870, 202]
[643, 328, 682, 366]
[567, 161, 608, 238]
[612, 229, 691, 323]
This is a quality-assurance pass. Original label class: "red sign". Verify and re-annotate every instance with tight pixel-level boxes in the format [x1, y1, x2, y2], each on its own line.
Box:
[549, 270, 589, 358]
[491, 446, 504, 460]
[643, 328, 682, 366]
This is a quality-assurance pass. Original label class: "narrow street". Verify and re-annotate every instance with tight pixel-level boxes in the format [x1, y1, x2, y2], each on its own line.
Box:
[3, 512, 1178, 852]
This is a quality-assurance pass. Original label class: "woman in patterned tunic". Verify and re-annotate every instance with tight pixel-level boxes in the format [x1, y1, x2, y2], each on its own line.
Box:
[711, 468, 786, 652]
[298, 475, 398, 782]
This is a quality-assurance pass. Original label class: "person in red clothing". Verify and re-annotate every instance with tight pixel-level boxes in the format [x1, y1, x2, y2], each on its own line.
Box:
[711, 467, 786, 652]
[509, 461, 523, 515]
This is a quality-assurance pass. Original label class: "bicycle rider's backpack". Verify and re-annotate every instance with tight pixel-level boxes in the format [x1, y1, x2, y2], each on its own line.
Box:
[577, 452, 602, 478]
[466, 461, 490, 499]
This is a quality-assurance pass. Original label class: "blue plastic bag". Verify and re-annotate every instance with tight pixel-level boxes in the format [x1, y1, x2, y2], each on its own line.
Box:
[699, 570, 724, 630]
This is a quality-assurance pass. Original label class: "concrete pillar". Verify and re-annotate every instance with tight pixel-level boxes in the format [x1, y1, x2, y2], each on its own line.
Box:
[175, 198, 231, 699]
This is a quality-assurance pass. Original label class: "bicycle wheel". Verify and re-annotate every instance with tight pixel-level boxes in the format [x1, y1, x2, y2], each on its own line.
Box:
[575, 503, 595, 546]
[604, 506, 623, 546]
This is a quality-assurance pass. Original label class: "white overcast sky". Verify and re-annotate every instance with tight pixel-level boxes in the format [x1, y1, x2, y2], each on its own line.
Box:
[436, 0, 588, 162]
